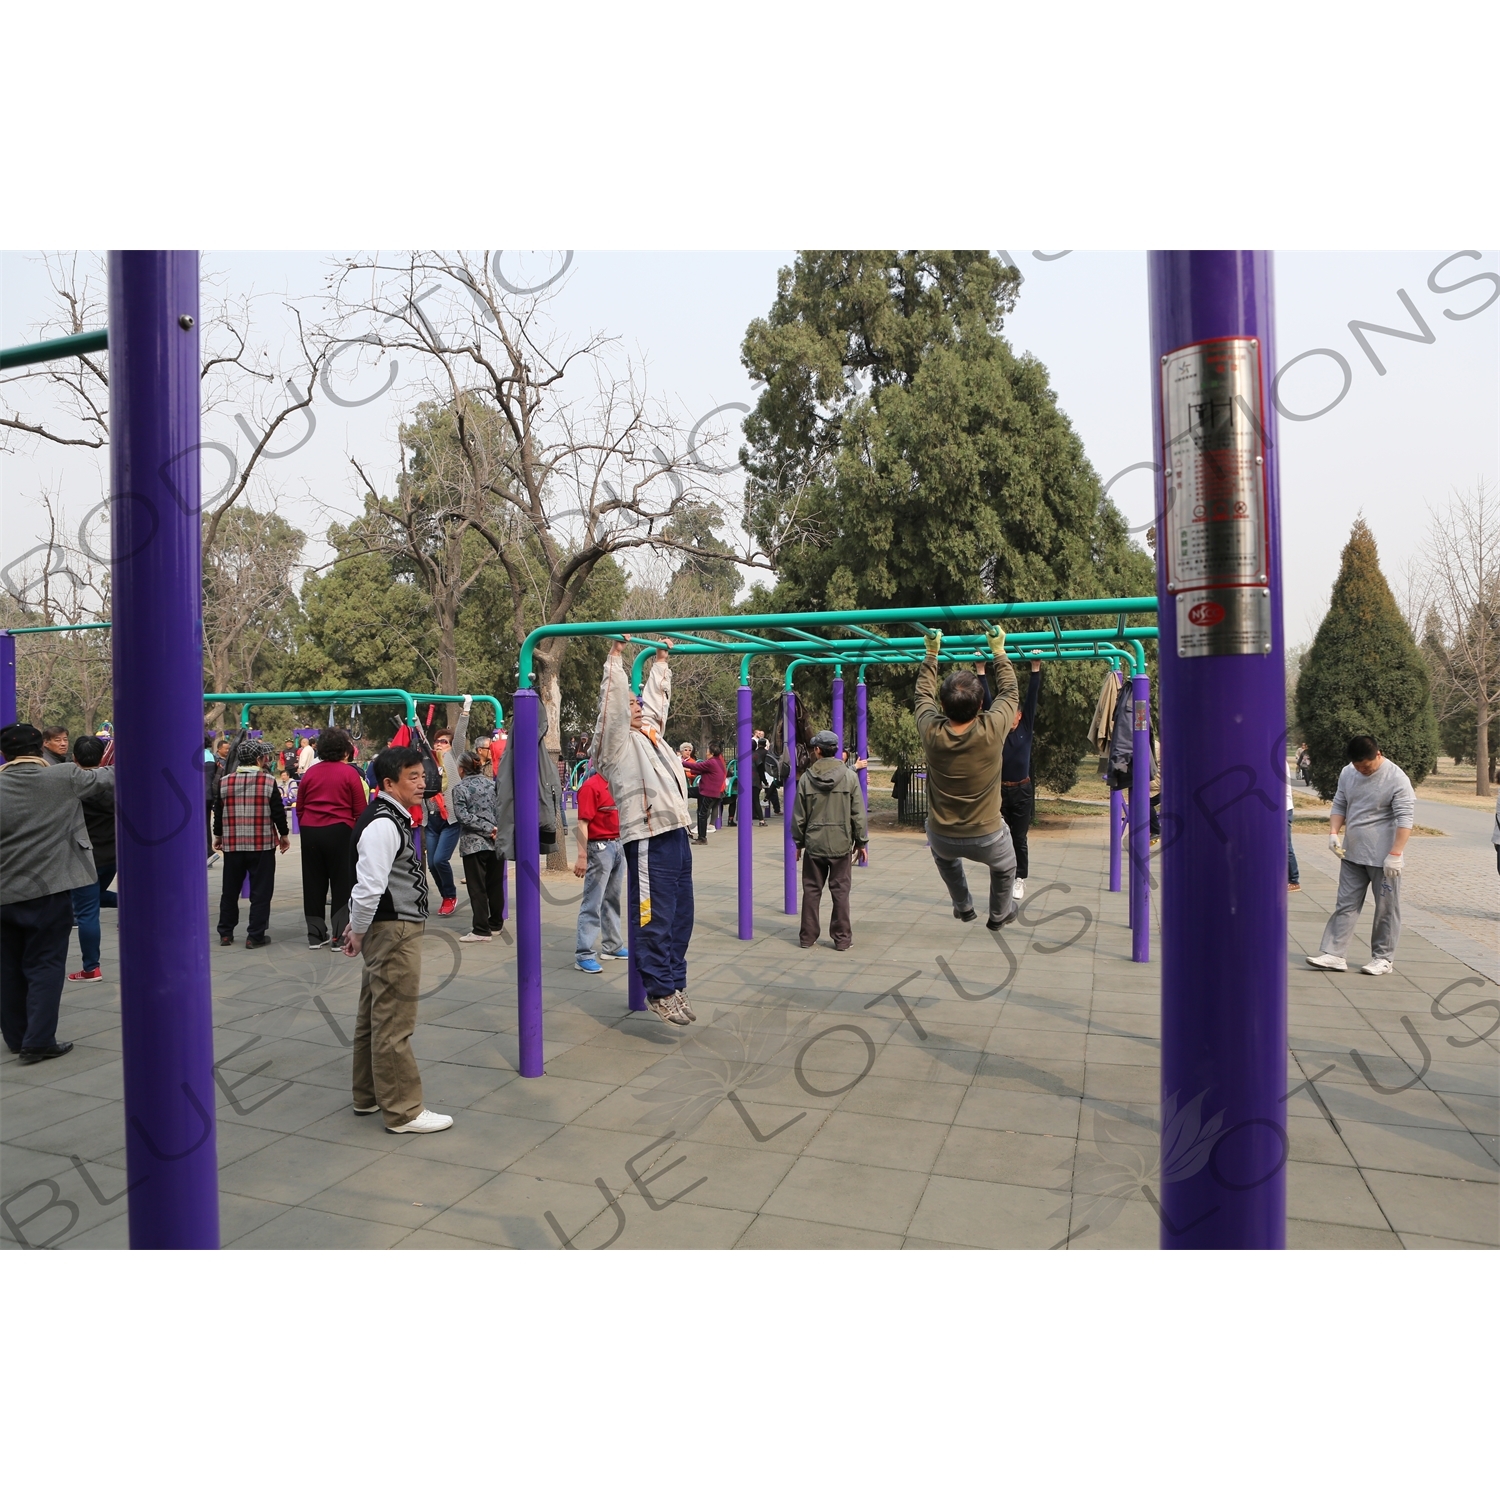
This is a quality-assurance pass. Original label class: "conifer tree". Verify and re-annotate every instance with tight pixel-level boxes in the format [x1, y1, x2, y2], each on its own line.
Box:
[1295, 519, 1439, 797]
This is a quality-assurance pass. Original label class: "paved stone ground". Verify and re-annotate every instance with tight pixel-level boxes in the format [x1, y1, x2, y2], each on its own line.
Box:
[2, 815, 1495, 1250]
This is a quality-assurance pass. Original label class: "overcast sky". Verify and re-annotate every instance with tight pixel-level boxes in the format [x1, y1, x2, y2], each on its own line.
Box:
[2, 248, 1495, 644]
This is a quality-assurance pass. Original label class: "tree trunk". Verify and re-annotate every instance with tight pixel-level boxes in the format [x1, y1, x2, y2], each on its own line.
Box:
[1478, 708, 1492, 798]
[438, 596, 460, 728]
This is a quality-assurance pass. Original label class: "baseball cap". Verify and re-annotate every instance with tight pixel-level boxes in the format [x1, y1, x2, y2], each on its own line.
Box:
[811, 730, 839, 752]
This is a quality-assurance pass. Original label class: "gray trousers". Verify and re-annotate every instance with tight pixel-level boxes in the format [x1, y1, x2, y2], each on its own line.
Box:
[926, 821, 1017, 923]
[1318, 860, 1402, 961]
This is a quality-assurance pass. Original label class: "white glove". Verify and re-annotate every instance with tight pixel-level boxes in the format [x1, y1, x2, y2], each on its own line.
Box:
[1383, 852, 1404, 873]
[462, 694, 473, 712]
[1328, 832, 1345, 859]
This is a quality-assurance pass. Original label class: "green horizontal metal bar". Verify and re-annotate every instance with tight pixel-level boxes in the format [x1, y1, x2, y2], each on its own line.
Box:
[519, 597, 1158, 684]
[205, 689, 419, 726]
[0, 328, 109, 371]
[4, 620, 112, 634]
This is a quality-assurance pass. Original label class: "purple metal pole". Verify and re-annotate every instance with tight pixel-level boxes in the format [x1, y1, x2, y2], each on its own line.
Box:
[1130, 672, 1150, 962]
[0, 632, 15, 748]
[1108, 670, 1123, 893]
[855, 678, 869, 868]
[832, 671, 845, 757]
[737, 684, 753, 939]
[110, 251, 218, 1249]
[512, 689, 544, 1076]
[783, 691, 798, 915]
[1149, 250, 1287, 1249]
[1109, 789, 1123, 893]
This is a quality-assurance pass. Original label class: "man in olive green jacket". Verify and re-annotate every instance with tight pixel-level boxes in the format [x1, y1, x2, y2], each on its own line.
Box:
[792, 730, 869, 949]
[916, 625, 1021, 929]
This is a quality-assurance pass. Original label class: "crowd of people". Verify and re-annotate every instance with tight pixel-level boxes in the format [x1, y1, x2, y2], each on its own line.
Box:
[8, 627, 1470, 1144]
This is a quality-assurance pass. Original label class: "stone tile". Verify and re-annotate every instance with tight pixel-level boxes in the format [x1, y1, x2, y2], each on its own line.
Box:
[968, 1053, 1085, 1097]
[11, 1099, 126, 1162]
[57, 1211, 132, 1249]
[218, 1192, 294, 1243]
[899, 1236, 973, 1250]
[394, 1110, 563, 1172]
[0, 1083, 109, 1138]
[506, 1122, 669, 1190]
[1079, 1063, 1160, 1104]
[1285, 1113, 1358, 1167]
[218, 1135, 384, 1207]
[423, 1170, 611, 1249]
[212, 1079, 351, 1136]
[1362, 1170, 1500, 1244]
[987, 1027, 1089, 1062]
[1064, 1194, 1159, 1249]
[625, 1138, 797, 1213]
[905, 1175, 1062, 1249]
[1396, 1232, 1495, 1250]
[683, 1095, 831, 1155]
[542, 1045, 661, 1086]
[735, 1215, 903, 1249]
[954, 1088, 1082, 1137]
[1285, 1219, 1404, 1250]
[836, 1075, 967, 1125]
[1285, 1160, 1391, 1230]
[392, 1227, 502, 1249]
[229, 1206, 411, 1249]
[867, 1045, 982, 1085]
[469, 1074, 617, 1124]
[608, 1199, 754, 1249]
[932, 1126, 1076, 1190]
[1336, 1121, 1499, 1181]
[304, 1154, 497, 1229]
[801, 1111, 950, 1174]
[760, 1156, 929, 1235]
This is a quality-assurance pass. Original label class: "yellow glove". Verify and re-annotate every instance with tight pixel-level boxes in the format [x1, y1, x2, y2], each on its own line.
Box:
[986, 623, 1007, 658]
[924, 629, 942, 657]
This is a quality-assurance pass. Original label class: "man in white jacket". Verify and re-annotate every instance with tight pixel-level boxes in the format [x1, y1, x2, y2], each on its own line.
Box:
[593, 640, 697, 1025]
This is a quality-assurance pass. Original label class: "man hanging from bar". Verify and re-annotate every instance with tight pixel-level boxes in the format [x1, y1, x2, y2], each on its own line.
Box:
[595, 639, 698, 1026]
[916, 624, 1022, 929]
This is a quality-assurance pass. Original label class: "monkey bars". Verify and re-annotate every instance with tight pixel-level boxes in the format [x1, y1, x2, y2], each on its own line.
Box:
[510, 596, 1159, 1076]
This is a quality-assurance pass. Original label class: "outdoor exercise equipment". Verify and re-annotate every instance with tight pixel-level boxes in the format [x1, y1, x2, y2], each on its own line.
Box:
[204, 689, 504, 733]
[513, 601, 1160, 1077]
[2, 249, 1285, 1251]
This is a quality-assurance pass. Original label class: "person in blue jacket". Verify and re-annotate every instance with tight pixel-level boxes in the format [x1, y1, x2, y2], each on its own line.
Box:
[1000, 661, 1042, 901]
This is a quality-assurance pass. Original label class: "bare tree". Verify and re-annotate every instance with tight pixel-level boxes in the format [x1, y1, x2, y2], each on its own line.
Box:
[1, 252, 330, 555]
[1421, 481, 1500, 796]
[0, 488, 113, 730]
[327, 252, 767, 752]
[201, 503, 308, 728]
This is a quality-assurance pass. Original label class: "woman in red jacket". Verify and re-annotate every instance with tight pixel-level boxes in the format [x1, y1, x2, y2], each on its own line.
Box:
[682, 743, 727, 845]
[296, 727, 369, 947]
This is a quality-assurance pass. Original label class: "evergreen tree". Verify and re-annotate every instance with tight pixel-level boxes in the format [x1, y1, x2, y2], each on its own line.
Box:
[740, 251, 1153, 792]
[1295, 519, 1440, 797]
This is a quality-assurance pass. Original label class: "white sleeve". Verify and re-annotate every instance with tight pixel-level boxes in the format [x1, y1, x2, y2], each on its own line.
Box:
[349, 818, 402, 934]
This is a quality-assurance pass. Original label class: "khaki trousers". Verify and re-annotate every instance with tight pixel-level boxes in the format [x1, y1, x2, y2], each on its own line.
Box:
[352, 919, 425, 1128]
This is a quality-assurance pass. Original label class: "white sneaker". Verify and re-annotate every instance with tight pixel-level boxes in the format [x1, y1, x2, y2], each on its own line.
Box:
[386, 1108, 454, 1134]
[1012, 878, 1026, 901]
[353, 1103, 381, 1115]
[1305, 953, 1347, 971]
[458, 932, 493, 943]
[1361, 958, 1394, 976]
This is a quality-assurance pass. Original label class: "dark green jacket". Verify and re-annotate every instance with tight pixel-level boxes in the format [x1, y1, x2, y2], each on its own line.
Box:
[792, 757, 868, 860]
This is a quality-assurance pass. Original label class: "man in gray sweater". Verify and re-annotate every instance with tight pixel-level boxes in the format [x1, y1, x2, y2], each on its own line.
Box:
[1306, 734, 1415, 976]
[1, 722, 115, 1062]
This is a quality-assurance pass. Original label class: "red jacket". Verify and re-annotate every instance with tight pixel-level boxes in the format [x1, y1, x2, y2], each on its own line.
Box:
[296, 759, 369, 827]
[683, 755, 727, 798]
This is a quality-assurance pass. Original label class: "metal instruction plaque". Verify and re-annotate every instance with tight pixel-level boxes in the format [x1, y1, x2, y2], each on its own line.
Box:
[1161, 337, 1268, 593]
[1175, 587, 1272, 658]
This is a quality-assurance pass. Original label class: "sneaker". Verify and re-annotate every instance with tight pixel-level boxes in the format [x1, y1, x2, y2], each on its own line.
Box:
[987, 907, 1019, 931]
[353, 1102, 381, 1115]
[1287, 883, 1301, 892]
[1361, 958, 1394, 976]
[674, 990, 697, 1022]
[439, 896, 458, 917]
[602, 948, 629, 961]
[459, 932, 493, 943]
[308, 938, 329, 950]
[1012, 878, 1026, 901]
[386, 1108, 453, 1134]
[955, 907, 978, 923]
[67, 966, 103, 983]
[575, 956, 603, 973]
[647, 994, 689, 1026]
[219, 935, 235, 946]
[245, 935, 271, 949]
[1305, 953, 1347, 971]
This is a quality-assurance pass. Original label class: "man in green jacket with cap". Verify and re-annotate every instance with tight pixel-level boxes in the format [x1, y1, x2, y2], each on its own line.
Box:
[792, 729, 869, 950]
